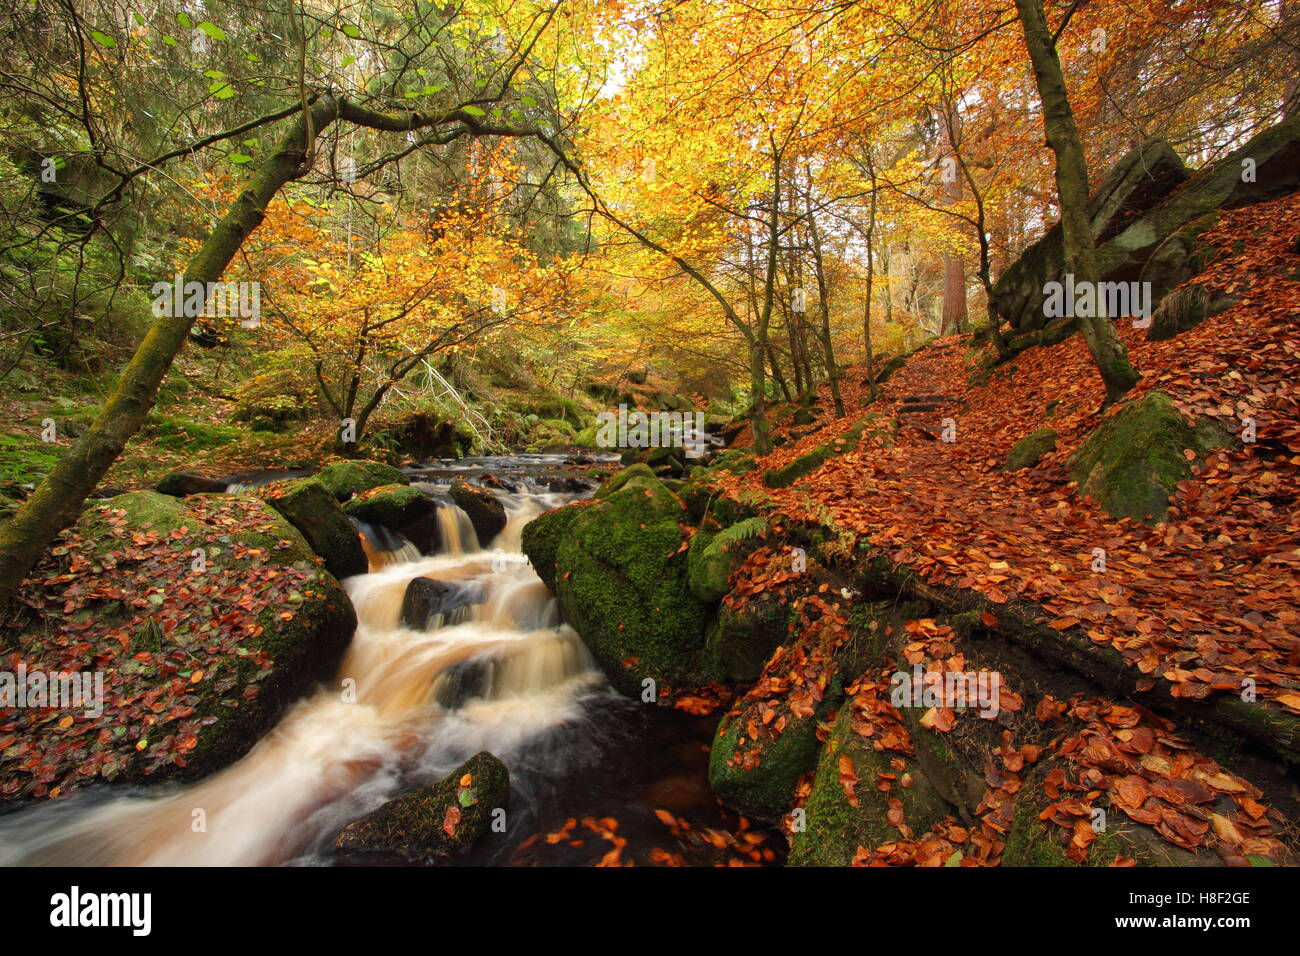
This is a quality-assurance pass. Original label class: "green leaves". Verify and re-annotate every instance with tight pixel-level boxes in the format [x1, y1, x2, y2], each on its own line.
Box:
[90, 30, 116, 48]
[196, 21, 227, 41]
[340, 23, 362, 39]
[461, 104, 486, 117]
[208, 80, 235, 100]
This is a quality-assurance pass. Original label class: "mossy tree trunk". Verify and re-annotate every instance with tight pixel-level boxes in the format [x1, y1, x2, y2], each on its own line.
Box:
[1014, 0, 1139, 405]
[0, 94, 544, 609]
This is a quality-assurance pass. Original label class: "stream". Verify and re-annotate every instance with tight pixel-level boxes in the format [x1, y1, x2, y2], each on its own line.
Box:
[0, 455, 763, 866]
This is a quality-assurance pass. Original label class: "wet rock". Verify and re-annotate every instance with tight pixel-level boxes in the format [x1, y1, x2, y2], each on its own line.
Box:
[448, 479, 507, 545]
[332, 752, 509, 862]
[155, 470, 228, 497]
[256, 477, 368, 580]
[520, 502, 586, 592]
[399, 577, 484, 630]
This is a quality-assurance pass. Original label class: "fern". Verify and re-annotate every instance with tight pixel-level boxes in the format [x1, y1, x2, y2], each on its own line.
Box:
[715, 516, 768, 549]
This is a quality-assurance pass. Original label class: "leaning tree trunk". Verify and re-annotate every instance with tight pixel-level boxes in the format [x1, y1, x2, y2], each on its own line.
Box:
[0, 96, 342, 611]
[1014, 0, 1139, 405]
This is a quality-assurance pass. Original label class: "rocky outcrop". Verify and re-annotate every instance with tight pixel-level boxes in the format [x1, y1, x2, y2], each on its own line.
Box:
[332, 752, 509, 862]
[1, 491, 356, 799]
[994, 117, 1300, 334]
[343, 483, 434, 529]
[523, 467, 713, 696]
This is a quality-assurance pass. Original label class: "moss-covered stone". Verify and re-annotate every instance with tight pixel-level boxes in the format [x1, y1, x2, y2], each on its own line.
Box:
[553, 473, 712, 695]
[708, 704, 824, 824]
[686, 516, 767, 604]
[332, 752, 509, 861]
[788, 703, 952, 866]
[1001, 761, 1204, 867]
[1069, 391, 1231, 523]
[343, 483, 433, 529]
[155, 470, 228, 497]
[520, 501, 586, 592]
[315, 460, 409, 500]
[1004, 428, 1059, 471]
[593, 463, 656, 499]
[45, 491, 356, 787]
[704, 596, 790, 684]
[257, 477, 367, 580]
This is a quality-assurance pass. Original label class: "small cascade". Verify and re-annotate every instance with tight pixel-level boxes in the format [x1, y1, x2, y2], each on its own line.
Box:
[0, 467, 612, 867]
[352, 517, 422, 569]
[434, 502, 479, 555]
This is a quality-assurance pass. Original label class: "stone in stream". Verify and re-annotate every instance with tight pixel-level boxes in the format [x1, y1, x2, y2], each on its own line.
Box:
[0, 491, 356, 799]
[315, 459, 409, 501]
[155, 470, 229, 497]
[448, 478, 507, 545]
[342, 483, 434, 529]
[255, 476, 368, 580]
[522, 466, 713, 697]
[399, 577, 484, 631]
[331, 752, 509, 862]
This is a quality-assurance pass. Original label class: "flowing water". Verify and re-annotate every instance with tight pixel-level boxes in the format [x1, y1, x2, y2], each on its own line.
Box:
[0, 461, 759, 866]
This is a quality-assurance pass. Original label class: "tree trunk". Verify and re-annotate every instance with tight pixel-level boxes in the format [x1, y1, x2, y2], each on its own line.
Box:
[1014, 0, 1139, 405]
[0, 97, 343, 610]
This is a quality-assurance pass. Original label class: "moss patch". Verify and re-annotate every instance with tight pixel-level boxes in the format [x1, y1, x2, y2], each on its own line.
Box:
[1004, 428, 1058, 471]
[315, 460, 408, 500]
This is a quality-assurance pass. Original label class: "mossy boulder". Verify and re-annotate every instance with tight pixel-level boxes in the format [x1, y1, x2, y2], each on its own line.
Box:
[594, 463, 656, 499]
[1069, 391, 1231, 523]
[788, 702, 953, 867]
[343, 483, 434, 530]
[708, 703, 826, 824]
[315, 460, 408, 501]
[332, 752, 509, 861]
[520, 502, 587, 592]
[704, 596, 790, 684]
[1001, 761, 1204, 867]
[686, 517, 767, 604]
[1004, 428, 1059, 471]
[552, 472, 713, 695]
[4, 491, 356, 797]
[256, 477, 368, 580]
[448, 479, 507, 546]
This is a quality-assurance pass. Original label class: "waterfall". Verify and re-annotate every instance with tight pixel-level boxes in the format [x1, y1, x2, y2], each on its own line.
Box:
[0, 484, 607, 867]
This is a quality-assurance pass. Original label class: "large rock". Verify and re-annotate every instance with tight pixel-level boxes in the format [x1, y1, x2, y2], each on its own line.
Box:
[155, 470, 228, 497]
[257, 476, 367, 580]
[1003, 428, 1058, 471]
[1069, 391, 1232, 523]
[448, 479, 507, 546]
[686, 516, 768, 604]
[315, 459, 408, 501]
[704, 596, 789, 684]
[1, 491, 355, 799]
[332, 752, 509, 862]
[520, 502, 587, 592]
[550, 468, 713, 696]
[995, 115, 1300, 334]
[993, 138, 1189, 333]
